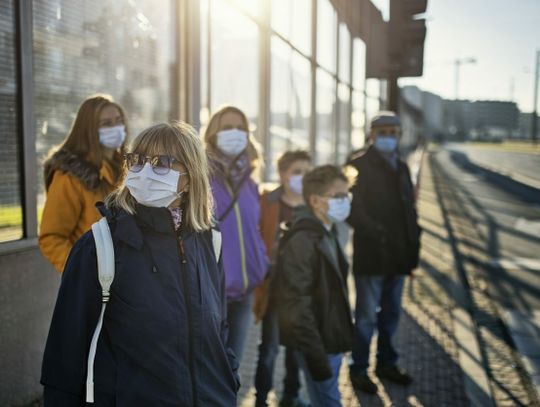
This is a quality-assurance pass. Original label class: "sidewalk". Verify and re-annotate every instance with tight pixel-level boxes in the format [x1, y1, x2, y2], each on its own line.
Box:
[236, 153, 475, 406]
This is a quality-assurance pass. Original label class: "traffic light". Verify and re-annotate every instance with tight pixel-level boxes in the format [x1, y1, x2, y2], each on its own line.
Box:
[389, 0, 427, 77]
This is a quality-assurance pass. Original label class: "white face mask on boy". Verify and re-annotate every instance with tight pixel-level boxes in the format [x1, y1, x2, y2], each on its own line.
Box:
[125, 163, 186, 208]
[326, 197, 351, 223]
[216, 129, 248, 156]
[288, 174, 304, 195]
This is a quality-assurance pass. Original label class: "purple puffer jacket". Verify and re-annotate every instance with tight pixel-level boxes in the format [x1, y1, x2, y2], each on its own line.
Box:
[210, 175, 269, 301]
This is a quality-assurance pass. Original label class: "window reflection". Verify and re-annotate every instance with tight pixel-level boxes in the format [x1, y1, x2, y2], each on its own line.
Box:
[269, 37, 311, 179]
[337, 83, 351, 164]
[33, 0, 173, 223]
[271, 0, 311, 57]
[339, 23, 351, 83]
[210, 0, 259, 126]
[0, 1, 23, 242]
[316, 68, 336, 165]
[317, 0, 337, 73]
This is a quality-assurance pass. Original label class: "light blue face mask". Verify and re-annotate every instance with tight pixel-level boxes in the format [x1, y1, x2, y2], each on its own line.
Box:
[374, 135, 398, 153]
[327, 197, 351, 223]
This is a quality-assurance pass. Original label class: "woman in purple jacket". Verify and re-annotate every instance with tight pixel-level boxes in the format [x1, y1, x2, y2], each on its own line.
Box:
[204, 105, 269, 363]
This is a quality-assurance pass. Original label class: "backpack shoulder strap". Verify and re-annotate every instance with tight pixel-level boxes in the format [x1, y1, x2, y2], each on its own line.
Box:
[86, 217, 115, 403]
[211, 228, 222, 262]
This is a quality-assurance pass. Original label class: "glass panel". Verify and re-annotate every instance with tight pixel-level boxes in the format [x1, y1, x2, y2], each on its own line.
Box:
[317, 0, 337, 73]
[352, 38, 366, 91]
[338, 23, 350, 83]
[337, 82, 351, 164]
[229, 0, 262, 18]
[271, 0, 311, 57]
[269, 37, 311, 180]
[200, 0, 210, 126]
[33, 0, 174, 221]
[0, 0, 23, 242]
[316, 68, 336, 164]
[351, 89, 366, 151]
[210, 0, 259, 130]
[366, 79, 381, 134]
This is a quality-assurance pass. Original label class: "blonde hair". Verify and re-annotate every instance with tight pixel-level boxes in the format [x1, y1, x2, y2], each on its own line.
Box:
[203, 105, 262, 174]
[105, 121, 214, 232]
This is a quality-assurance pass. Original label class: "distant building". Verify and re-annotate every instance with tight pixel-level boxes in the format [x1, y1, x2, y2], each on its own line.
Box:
[401, 86, 520, 142]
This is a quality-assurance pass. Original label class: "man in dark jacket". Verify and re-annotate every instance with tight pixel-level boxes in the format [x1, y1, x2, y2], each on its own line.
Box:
[347, 112, 421, 394]
[276, 165, 354, 407]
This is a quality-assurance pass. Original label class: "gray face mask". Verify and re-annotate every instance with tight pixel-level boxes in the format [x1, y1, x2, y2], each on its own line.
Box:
[99, 125, 126, 149]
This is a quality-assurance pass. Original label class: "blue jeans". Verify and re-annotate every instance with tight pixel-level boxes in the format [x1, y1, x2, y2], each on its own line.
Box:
[296, 352, 343, 407]
[227, 292, 253, 365]
[350, 275, 405, 375]
[254, 301, 301, 405]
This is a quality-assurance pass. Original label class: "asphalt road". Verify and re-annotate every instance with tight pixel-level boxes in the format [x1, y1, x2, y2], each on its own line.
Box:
[435, 143, 540, 312]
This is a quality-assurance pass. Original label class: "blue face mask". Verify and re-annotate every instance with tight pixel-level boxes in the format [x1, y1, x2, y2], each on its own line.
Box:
[327, 197, 351, 223]
[374, 135, 398, 153]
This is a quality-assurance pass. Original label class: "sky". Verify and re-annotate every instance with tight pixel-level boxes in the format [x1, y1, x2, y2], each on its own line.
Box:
[390, 0, 540, 112]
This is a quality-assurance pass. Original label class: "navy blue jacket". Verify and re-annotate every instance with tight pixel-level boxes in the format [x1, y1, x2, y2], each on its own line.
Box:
[41, 203, 239, 406]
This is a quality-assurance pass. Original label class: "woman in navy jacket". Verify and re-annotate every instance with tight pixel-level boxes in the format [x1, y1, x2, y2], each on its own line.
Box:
[41, 121, 239, 406]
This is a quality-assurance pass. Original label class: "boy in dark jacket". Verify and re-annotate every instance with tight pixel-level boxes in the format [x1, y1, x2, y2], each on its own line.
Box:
[276, 165, 354, 407]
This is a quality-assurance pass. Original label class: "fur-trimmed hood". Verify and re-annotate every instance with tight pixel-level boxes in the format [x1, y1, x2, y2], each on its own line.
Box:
[44, 148, 102, 191]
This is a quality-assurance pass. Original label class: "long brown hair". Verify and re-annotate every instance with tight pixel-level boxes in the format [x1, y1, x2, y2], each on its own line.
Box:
[203, 105, 262, 175]
[44, 94, 128, 190]
[106, 121, 214, 232]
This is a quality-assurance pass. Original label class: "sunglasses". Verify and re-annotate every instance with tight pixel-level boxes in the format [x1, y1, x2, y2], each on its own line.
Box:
[124, 154, 182, 175]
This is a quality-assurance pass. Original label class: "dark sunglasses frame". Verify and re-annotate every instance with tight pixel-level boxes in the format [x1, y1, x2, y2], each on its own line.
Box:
[124, 153, 182, 175]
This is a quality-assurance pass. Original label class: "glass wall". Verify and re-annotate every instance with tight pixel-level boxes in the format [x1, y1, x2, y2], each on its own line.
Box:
[352, 38, 366, 151]
[209, 0, 259, 128]
[33, 0, 174, 219]
[0, 0, 23, 242]
[316, 68, 336, 165]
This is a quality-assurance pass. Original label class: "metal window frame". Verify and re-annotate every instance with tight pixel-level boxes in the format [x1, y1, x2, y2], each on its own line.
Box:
[0, 0, 38, 251]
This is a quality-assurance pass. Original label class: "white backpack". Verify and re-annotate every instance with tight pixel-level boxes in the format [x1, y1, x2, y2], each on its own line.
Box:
[85, 217, 222, 403]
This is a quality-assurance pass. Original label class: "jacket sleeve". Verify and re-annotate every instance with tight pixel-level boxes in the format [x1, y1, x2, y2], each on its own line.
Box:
[217, 254, 240, 390]
[278, 234, 332, 381]
[39, 171, 84, 272]
[41, 232, 102, 405]
[347, 169, 385, 241]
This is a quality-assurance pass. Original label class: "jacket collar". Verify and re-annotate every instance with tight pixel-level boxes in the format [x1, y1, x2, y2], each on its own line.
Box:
[364, 145, 404, 173]
[293, 210, 349, 288]
[266, 186, 283, 204]
[98, 203, 180, 250]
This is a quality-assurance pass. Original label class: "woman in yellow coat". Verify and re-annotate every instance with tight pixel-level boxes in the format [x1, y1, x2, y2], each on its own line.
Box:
[39, 94, 127, 272]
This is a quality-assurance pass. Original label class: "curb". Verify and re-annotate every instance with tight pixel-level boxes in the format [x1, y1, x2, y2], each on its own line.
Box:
[468, 157, 540, 191]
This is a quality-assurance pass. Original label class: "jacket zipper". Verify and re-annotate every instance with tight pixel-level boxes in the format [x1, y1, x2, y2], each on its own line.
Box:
[224, 182, 249, 293]
[233, 202, 249, 293]
[171, 219, 198, 406]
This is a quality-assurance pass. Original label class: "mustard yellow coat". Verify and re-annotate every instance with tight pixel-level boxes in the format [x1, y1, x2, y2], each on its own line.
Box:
[39, 160, 117, 272]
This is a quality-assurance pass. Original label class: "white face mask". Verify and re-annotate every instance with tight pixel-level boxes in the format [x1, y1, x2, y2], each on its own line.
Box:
[326, 197, 351, 223]
[288, 174, 304, 195]
[99, 125, 126, 149]
[125, 163, 186, 208]
[216, 129, 248, 156]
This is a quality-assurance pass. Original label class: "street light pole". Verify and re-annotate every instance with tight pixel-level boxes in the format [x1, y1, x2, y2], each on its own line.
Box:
[531, 49, 539, 144]
[454, 57, 476, 100]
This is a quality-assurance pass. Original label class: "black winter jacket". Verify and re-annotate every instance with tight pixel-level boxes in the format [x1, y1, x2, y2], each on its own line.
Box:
[276, 210, 353, 381]
[347, 146, 421, 276]
[41, 203, 239, 406]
